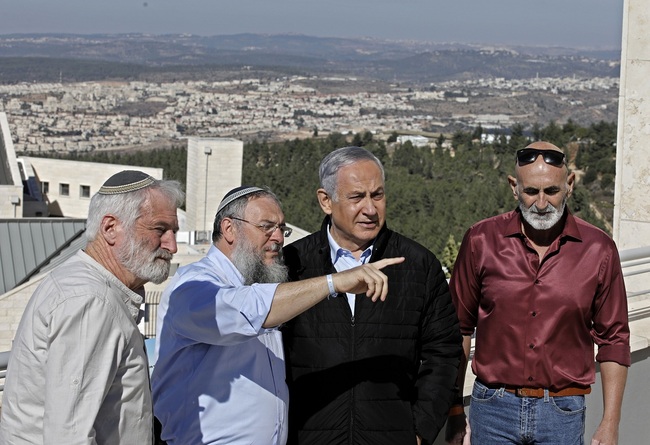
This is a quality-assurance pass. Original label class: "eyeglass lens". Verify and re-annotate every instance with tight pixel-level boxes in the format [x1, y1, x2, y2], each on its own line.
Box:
[263, 223, 292, 237]
[232, 217, 291, 237]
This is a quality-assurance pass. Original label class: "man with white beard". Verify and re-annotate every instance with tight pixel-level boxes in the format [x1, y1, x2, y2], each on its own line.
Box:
[1, 170, 184, 445]
[445, 141, 630, 445]
[152, 186, 403, 445]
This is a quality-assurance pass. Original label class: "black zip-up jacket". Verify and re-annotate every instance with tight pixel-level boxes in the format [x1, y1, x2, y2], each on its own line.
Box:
[282, 217, 463, 445]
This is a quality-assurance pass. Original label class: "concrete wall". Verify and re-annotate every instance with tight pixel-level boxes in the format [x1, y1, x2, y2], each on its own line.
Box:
[0, 275, 46, 352]
[0, 112, 24, 219]
[0, 185, 23, 218]
[614, 0, 650, 257]
[185, 137, 243, 234]
[24, 157, 162, 218]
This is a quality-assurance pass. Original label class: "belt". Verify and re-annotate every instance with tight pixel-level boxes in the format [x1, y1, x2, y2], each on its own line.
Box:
[504, 386, 591, 398]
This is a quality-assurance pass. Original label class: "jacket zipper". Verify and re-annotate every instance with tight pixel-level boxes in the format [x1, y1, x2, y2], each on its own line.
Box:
[348, 311, 356, 444]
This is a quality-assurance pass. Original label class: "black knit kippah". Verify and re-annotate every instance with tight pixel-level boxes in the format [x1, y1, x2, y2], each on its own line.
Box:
[216, 186, 264, 215]
[98, 170, 156, 195]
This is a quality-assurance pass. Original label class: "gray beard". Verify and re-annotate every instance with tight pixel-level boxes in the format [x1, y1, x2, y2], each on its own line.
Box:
[117, 235, 172, 285]
[231, 238, 289, 285]
[519, 197, 566, 231]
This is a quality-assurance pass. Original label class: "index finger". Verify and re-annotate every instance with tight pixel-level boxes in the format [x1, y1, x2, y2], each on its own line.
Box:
[371, 257, 405, 270]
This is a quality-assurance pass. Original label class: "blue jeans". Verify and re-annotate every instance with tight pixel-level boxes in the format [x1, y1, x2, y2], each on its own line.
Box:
[469, 380, 586, 444]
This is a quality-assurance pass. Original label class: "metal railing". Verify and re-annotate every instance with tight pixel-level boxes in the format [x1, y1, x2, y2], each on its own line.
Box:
[0, 350, 9, 392]
[621, 246, 650, 297]
[144, 291, 163, 338]
[621, 246, 650, 322]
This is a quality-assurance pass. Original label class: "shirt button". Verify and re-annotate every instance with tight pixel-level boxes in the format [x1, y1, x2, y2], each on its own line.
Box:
[535, 279, 541, 284]
[529, 344, 535, 349]
[528, 376, 534, 382]
[532, 311, 537, 317]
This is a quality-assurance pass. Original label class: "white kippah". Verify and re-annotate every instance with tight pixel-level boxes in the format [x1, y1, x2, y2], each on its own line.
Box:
[216, 186, 265, 215]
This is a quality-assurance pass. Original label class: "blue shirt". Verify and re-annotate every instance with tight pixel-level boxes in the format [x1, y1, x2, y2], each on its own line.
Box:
[326, 226, 373, 314]
[152, 245, 287, 445]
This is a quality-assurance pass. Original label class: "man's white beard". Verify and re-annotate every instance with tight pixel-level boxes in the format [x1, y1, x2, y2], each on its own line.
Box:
[231, 237, 289, 285]
[118, 235, 173, 285]
[519, 196, 566, 231]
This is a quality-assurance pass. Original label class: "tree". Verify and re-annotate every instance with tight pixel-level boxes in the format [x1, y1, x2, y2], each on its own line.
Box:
[471, 125, 483, 141]
[436, 133, 446, 149]
[440, 234, 460, 278]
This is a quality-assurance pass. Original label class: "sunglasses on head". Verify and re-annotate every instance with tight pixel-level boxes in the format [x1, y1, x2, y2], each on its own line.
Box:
[516, 148, 566, 167]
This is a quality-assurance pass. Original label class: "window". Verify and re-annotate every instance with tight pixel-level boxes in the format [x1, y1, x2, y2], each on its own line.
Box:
[80, 185, 91, 198]
[42, 181, 49, 194]
[59, 183, 70, 196]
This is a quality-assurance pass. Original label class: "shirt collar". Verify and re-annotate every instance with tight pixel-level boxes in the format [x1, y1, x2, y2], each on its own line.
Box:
[326, 224, 374, 265]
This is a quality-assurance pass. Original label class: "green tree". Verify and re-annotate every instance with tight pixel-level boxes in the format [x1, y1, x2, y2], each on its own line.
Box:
[440, 234, 460, 278]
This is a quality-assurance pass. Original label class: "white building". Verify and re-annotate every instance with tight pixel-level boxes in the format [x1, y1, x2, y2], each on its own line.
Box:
[396, 134, 430, 147]
[185, 137, 243, 236]
[23, 156, 162, 218]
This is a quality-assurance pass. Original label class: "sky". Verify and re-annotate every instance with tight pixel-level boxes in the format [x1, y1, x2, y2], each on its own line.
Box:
[1, 0, 624, 49]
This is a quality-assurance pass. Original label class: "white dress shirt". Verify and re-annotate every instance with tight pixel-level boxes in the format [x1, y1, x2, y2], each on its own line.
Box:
[1, 250, 152, 445]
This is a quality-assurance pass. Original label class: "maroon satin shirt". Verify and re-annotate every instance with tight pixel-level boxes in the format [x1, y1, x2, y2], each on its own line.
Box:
[450, 209, 630, 391]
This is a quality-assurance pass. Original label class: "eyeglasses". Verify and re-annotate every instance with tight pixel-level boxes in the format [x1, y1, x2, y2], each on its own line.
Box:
[516, 148, 566, 167]
[230, 217, 292, 237]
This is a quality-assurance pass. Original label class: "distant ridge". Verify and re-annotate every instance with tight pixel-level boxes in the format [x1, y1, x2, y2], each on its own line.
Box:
[0, 33, 620, 84]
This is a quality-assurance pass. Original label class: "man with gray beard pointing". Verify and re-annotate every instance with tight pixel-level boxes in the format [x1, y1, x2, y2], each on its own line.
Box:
[152, 186, 403, 445]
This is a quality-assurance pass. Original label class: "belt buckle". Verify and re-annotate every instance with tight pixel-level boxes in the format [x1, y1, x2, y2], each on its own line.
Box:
[516, 388, 541, 398]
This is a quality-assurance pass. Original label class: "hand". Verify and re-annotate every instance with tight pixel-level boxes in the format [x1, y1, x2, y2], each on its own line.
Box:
[332, 257, 405, 302]
[445, 413, 470, 445]
[591, 420, 618, 445]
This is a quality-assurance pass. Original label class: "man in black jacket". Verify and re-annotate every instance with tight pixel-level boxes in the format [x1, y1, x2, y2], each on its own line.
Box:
[282, 146, 463, 445]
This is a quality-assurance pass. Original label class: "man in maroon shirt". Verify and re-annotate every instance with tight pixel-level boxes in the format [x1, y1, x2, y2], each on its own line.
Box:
[446, 141, 630, 445]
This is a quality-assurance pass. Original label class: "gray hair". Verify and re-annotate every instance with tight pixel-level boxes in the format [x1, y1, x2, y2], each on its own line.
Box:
[319, 146, 385, 201]
[85, 179, 184, 242]
[212, 187, 282, 242]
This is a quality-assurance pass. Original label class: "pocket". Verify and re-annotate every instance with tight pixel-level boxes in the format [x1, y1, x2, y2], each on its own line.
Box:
[550, 395, 586, 415]
[471, 380, 501, 403]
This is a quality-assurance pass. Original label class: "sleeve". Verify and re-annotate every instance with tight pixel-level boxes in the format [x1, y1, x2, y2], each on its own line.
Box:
[166, 275, 279, 346]
[42, 295, 126, 444]
[592, 243, 631, 366]
[413, 256, 464, 445]
[449, 228, 481, 336]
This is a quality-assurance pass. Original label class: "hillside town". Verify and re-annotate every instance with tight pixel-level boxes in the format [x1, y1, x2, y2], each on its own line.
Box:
[0, 74, 618, 153]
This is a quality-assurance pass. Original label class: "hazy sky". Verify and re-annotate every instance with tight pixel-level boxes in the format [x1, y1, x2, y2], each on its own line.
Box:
[1, 0, 624, 49]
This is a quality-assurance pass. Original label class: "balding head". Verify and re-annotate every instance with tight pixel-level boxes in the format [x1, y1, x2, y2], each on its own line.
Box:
[524, 141, 563, 153]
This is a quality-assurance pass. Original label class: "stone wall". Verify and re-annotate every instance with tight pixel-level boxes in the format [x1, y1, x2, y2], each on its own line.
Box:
[0, 275, 45, 352]
[614, 0, 650, 252]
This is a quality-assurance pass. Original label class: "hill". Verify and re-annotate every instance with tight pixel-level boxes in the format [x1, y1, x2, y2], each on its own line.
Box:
[0, 33, 620, 84]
